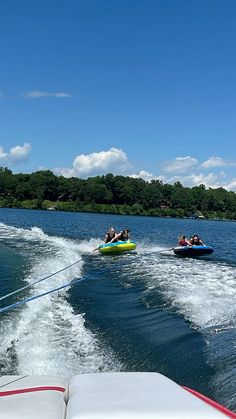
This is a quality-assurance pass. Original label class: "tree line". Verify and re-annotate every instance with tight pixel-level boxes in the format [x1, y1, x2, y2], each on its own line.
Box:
[0, 167, 236, 220]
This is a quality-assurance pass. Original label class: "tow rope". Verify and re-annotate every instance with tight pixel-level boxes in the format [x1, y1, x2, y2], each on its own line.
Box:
[0, 260, 81, 302]
[0, 267, 110, 315]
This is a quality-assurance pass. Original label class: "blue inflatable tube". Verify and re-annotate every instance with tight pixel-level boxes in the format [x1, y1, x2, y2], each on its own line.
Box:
[173, 245, 214, 257]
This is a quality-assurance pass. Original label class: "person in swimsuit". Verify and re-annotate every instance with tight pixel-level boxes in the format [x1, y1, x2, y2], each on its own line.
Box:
[104, 227, 117, 243]
[178, 235, 189, 246]
[110, 229, 130, 243]
[189, 234, 205, 246]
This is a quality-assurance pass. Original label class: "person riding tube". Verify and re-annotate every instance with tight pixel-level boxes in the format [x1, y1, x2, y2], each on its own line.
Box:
[104, 227, 117, 244]
[110, 229, 130, 243]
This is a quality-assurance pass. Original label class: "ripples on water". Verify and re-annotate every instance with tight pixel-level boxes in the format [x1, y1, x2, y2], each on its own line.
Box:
[0, 209, 236, 411]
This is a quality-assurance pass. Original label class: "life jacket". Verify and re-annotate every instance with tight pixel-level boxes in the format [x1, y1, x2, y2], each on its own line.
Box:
[179, 239, 188, 246]
[104, 231, 116, 243]
[190, 238, 201, 246]
[118, 231, 129, 241]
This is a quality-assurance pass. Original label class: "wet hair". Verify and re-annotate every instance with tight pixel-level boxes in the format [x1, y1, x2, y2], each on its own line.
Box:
[106, 227, 115, 235]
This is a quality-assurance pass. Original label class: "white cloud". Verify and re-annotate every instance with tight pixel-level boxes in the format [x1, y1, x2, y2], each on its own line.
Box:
[0, 143, 31, 165]
[163, 156, 198, 173]
[55, 147, 131, 178]
[9, 143, 32, 162]
[24, 91, 73, 98]
[163, 172, 229, 190]
[0, 147, 7, 159]
[73, 148, 131, 176]
[53, 150, 236, 193]
[189, 172, 221, 188]
[223, 179, 236, 192]
[130, 170, 166, 183]
[131, 170, 155, 182]
[54, 167, 77, 178]
[201, 156, 236, 169]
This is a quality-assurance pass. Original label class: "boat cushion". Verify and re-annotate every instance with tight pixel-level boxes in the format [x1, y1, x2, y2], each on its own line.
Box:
[66, 372, 226, 418]
[0, 375, 67, 419]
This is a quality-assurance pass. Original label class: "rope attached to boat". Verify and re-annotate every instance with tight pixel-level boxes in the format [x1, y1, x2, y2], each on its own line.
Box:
[0, 266, 111, 315]
[0, 376, 28, 389]
[0, 260, 81, 302]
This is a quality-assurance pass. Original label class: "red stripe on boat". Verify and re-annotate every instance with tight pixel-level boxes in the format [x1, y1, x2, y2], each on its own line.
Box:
[0, 386, 65, 397]
[183, 386, 236, 418]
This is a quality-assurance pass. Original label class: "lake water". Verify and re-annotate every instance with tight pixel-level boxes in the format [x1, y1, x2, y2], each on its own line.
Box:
[0, 208, 236, 411]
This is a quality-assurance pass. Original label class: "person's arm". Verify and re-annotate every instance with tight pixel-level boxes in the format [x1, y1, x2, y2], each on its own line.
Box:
[110, 232, 121, 243]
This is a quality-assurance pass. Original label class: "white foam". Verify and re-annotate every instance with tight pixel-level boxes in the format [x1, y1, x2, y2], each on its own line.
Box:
[76, 238, 102, 254]
[140, 252, 236, 332]
[0, 223, 121, 376]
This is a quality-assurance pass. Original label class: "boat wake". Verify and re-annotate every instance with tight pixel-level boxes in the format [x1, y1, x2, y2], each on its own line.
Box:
[136, 251, 236, 332]
[0, 223, 121, 376]
[130, 249, 236, 410]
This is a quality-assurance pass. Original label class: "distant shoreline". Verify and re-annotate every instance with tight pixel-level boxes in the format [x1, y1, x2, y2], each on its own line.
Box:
[0, 201, 235, 222]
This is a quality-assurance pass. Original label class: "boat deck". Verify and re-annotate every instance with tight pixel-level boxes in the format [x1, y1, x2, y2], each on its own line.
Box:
[0, 372, 234, 418]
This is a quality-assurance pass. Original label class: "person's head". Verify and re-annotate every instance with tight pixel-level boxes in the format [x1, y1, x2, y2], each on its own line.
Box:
[193, 235, 199, 242]
[107, 227, 115, 236]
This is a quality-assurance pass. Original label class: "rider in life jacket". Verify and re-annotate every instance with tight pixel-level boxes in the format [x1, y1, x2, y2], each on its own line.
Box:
[178, 235, 189, 246]
[110, 229, 130, 243]
[104, 227, 117, 243]
[189, 234, 205, 246]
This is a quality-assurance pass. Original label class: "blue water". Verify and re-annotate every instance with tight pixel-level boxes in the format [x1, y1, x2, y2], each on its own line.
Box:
[0, 208, 236, 411]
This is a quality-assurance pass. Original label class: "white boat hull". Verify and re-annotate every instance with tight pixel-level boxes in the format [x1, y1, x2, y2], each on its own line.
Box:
[0, 372, 233, 418]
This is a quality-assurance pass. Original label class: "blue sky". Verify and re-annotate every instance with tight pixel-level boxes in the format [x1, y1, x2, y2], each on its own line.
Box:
[0, 0, 236, 190]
